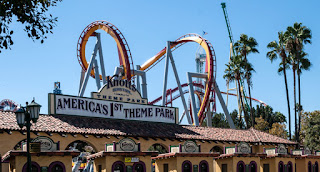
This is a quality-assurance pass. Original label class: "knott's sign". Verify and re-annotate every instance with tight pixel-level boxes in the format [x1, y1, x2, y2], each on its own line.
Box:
[91, 77, 147, 104]
[48, 94, 178, 124]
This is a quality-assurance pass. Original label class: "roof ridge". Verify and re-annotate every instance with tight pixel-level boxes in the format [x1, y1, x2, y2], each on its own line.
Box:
[249, 128, 261, 143]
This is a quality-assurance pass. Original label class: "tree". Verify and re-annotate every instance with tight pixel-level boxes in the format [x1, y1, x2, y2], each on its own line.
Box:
[252, 105, 286, 129]
[285, 22, 312, 142]
[269, 123, 288, 139]
[254, 116, 269, 132]
[224, 55, 246, 128]
[303, 111, 320, 151]
[0, 0, 62, 52]
[266, 31, 292, 139]
[211, 113, 229, 128]
[234, 34, 259, 128]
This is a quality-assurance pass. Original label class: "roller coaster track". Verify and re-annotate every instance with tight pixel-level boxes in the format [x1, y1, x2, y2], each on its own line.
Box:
[149, 83, 267, 107]
[140, 33, 216, 124]
[77, 21, 134, 80]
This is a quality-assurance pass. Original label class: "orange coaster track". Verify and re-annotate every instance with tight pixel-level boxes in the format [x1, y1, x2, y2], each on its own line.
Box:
[77, 21, 134, 80]
[140, 34, 216, 124]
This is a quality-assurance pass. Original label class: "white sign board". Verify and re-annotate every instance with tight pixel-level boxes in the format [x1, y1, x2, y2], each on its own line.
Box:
[49, 94, 178, 124]
[265, 148, 276, 155]
[292, 150, 303, 155]
[225, 147, 235, 154]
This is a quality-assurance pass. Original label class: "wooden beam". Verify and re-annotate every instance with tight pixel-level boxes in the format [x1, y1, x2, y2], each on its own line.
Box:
[19, 131, 26, 135]
[168, 138, 175, 141]
[133, 137, 140, 140]
[45, 132, 52, 136]
[160, 137, 166, 141]
[94, 135, 101, 138]
[151, 137, 157, 141]
[105, 136, 110, 139]
[70, 133, 77, 137]
[5, 130, 12, 135]
[142, 137, 149, 141]
[59, 133, 67, 137]
[33, 131, 40, 136]
[82, 134, 88, 138]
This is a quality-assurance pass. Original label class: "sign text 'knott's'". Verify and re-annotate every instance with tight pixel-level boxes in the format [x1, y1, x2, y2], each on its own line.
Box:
[91, 77, 147, 104]
[48, 94, 178, 124]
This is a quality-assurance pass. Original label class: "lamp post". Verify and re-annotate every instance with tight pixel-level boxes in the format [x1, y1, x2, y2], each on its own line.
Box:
[15, 100, 41, 172]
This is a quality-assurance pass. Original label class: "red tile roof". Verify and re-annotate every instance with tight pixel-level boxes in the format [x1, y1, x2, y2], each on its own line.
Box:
[0, 112, 296, 145]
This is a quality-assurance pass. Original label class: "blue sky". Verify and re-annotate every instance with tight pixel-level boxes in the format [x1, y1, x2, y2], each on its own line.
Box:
[1, 0, 319, 132]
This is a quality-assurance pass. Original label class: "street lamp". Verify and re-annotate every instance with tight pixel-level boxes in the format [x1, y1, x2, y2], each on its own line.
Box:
[15, 100, 41, 172]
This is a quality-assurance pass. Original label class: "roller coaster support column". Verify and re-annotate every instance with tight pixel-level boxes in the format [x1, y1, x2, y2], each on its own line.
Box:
[165, 41, 192, 124]
[136, 65, 141, 93]
[94, 59, 101, 90]
[162, 42, 170, 106]
[187, 72, 200, 126]
[97, 33, 107, 85]
[79, 35, 100, 97]
[212, 76, 236, 129]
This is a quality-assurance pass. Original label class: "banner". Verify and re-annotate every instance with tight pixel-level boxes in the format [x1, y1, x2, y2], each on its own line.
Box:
[49, 94, 178, 124]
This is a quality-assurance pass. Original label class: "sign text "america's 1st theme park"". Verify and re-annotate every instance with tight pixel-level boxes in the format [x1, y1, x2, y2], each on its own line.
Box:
[48, 94, 178, 124]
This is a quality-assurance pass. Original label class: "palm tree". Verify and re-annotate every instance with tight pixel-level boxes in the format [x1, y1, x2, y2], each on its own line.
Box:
[234, 34, 259, 128]
[223, 55, 246, 129]
[285, 22, 312, 142]
[266, 31, 292, 139]
[297, 51, 311, 137]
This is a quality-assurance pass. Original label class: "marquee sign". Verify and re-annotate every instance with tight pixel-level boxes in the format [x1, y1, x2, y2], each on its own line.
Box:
[48, 94, 178, 124]
[91, 77, 147, 104]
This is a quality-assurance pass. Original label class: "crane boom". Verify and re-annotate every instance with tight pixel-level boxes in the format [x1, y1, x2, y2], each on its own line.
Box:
[221, 2, 235, 55]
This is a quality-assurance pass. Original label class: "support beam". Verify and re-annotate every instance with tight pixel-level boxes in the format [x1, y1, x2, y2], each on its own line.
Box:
[162, 44, 170, 106]
[79, 38, 99, 97]
[93, 59, 101, 90]
[97, 33, 107, 85]
[167, 41, 191, 124]
[187, 72, 199, 126]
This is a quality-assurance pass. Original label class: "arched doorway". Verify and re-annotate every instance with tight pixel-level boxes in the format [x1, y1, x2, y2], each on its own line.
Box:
[249, 161, 257, 172]
[22, 162, 41, 172]
[210, 146, 223, 154]
[278, 161, 284, 172]
[237, 161, 245, 172]
[287, 161, 293, 172]
[48, 161, 66, 172]
[112, 161, 125, 172]
[315, 161, 319, 172]
[66, 140, 97, 171]
[182, 160, 192, 172]
[199, 160, 209, 172]
[147, 143, 168, 154]
[308, 161, 312, 172]
[133, 161, 146, 172]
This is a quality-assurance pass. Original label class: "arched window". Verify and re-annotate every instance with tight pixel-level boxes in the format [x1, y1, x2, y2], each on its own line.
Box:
[308, 161, 312, 172]
[112, 161, 125, 172]
[147, 143, 168, 154]
[249, 161, 257, 172]
[278, 161, 284, 172]
[133, 161, 146, 172]
[237, 161, 245, 172]
[199, 160, 209, 172]
[65, 140, 97, 153]
[287, 161, 293, 172]
[22, 162, 41, 172]
[210, 146, 223, 154]
[182, 160, 192, 172]
[49, 161, 66, 172]
[315, 161, 319, 172]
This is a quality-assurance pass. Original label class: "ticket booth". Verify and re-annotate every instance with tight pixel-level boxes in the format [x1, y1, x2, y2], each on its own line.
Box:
[2, 150, 80, 172]
[88, 138, 158, 172]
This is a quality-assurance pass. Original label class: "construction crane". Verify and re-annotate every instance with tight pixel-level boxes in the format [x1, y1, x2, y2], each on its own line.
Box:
[221, 2, 250, 120]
